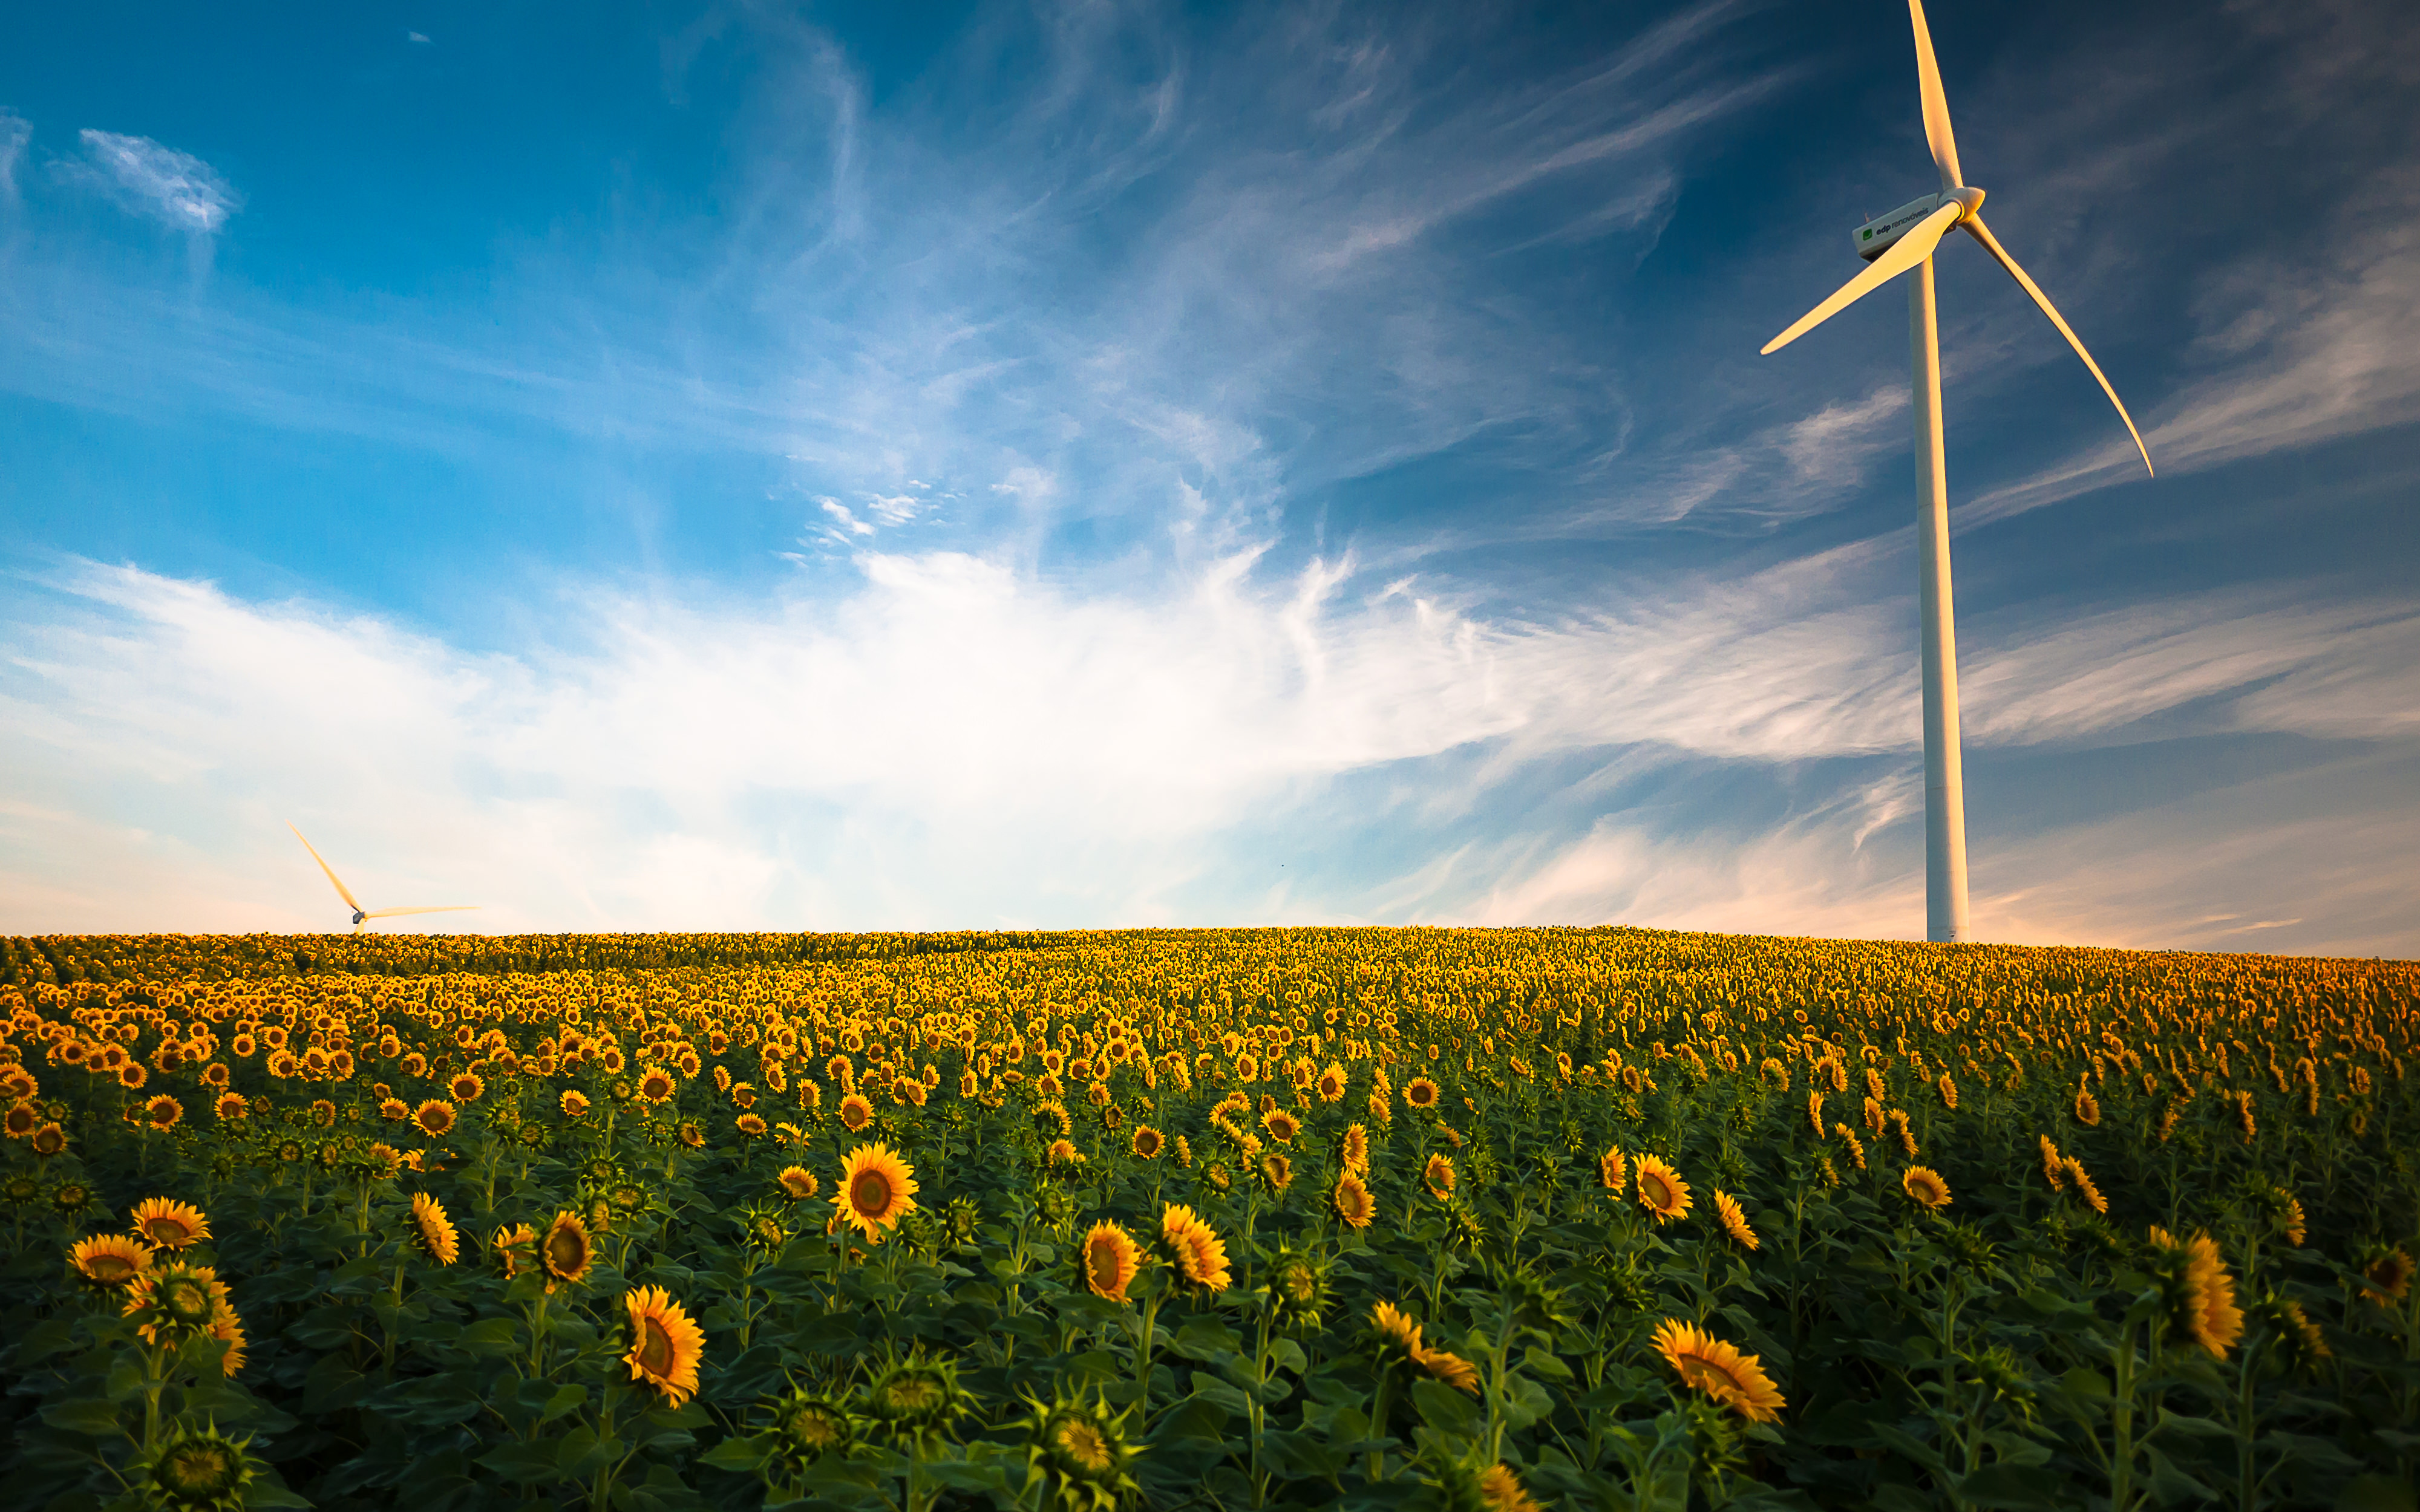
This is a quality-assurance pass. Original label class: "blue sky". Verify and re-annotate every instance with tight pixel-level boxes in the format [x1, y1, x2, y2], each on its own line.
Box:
[3, 0, 2416, 953]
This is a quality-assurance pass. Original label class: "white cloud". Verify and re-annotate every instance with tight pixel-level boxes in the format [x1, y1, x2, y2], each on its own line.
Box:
[73, 129, 241, 233]
[0, 109, 30, 200]
[5, 552, 2415, 951]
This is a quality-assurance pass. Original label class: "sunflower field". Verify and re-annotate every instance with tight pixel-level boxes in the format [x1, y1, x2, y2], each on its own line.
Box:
[2, 926, 2417, 1512]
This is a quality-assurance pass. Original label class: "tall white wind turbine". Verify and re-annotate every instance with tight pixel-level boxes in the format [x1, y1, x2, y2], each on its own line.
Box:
[1761, 0, 2152, 942]
[288, 824, 480, 934]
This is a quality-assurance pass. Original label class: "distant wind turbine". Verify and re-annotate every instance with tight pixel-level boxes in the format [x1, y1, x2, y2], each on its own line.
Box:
[1760, 0, 2153, 942]
[287, 824, 480, 934]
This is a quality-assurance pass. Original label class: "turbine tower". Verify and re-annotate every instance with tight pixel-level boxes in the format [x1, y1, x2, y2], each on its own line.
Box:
[1761, 0, 2152, 942]
[289, 824, 480, 934]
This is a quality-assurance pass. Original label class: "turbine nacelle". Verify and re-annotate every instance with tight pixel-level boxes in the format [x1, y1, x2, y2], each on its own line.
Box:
[1854, 187, 1984, 261]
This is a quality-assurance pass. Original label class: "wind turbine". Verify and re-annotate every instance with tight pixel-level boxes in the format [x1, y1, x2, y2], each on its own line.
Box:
[287, 824, 480, 934]
[1761, 0, 2152, 942]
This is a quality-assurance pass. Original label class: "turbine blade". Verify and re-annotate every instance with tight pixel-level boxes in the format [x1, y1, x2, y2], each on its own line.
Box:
[286, 823, 363, 913]
[362, 907, 482, 918]
[1960, 215, 2154, 475]
[1909, 0, 1964, 190]
[1761, 201, 1961, 355]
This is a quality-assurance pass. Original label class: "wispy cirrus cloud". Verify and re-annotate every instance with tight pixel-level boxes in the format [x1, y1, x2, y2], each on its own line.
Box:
[69, 129, 241, 234]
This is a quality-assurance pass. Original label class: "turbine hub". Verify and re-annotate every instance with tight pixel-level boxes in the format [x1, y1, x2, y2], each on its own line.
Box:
[1948, 185, 1985, 220]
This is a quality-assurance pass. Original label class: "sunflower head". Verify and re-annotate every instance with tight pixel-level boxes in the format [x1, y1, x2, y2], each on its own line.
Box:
[1422, 1152, 1457, 1202]
[409, 1191, 460, 1266]
[1901, 1166, 1952, 1210]
[1711, 1191, 1759, 1251]
[141, 1422, 259, 1512]
[124, 1262, 232, 1347]
[767, 1392, 860, 1478]
[1266, 1243, 1333, 1334]
[1635, 1156, 1692, 1224]
[2361, 1244, 2414, 1303]
[776, 1165, 820, 1202]
[1020, 1386, 1146, 1512]
[71, 1233, 154, 1289]
[1598, 1147, 1627, 1192]
[1079, 1221, 1142, 1303]
[832, 1144, 919, 1243]
[738, 1203, 790, 1254]
[540, 1210, 594, 1289]
[1159, 1205, 1232, 1293]
[490, 1223, 538, 1279]
[1257, 1151, 1294, 1194]
[622, 1285, 707, 1406]
[2147, 1227, 2245, 1358]
[1332, 1170, 1375, 1229]
[2254, 1293, 2330, 1374]
[131, 1198, 212, 1251]
[861, 1348, 975, 1444]
[1652, 1317, 1786, 1424]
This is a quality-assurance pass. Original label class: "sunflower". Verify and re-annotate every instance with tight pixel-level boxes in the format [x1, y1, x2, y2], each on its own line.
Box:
[1161, 1205, 1232, 1292]
[622, 1286, 706, 1406]
[768, 1391, 857, 1474]
[2363, 1246, 2414, 1302]
[1806, 1092, 1826, 1138]
[736, 1112, 770, 1138]
[144, 1095, 184, 1130]
[71, 1233, 154, 1289]
[839, 1093, 875, 1132]
[1833, 1123, 1866, 1170]
[1404, 1078, 1441, 1110]
[1259, 1151, 1295, 1193]
[2073, 1086, 2101, 1127]
[413, 1100, 456, 1139]
[834, 1144, 919, 1242]
[1047, 1138, 1087, 1169]
[1599, 1147, 1627, 1192]
[541, 1210, 595, 1289]
[2260, 1295, 2326, 1378]
[447, 1070, 484, 1103]
[2038, 1134, 2067, 1189]
[3, 1103, 37, 1138]
[1635, 1156, 1691, 1224]
[125, 1263, 240, 1362]
[2061, 1158, 2107, 1214]
[143, 1422, 261, 1511]
[1901, 1167, 1952, 1210]
[2266, 1187, 2306, 1246]
[560, 1089, 590, 1118]
[2149, 1227, 2244, 1357]
[131, 1198, 212, 1251]
[1651, 1318, 1786, 1423]
[1261, 1108, 1300, 1143]
[1341, 1123, 1370, 1173]
[1423, 1153, 1456, 1202]
[1130, 1124, 1165, 1159]
[212, 1092, 248, 1122]
[636, 1065, 676, 1104]
[1081, 1221, 1141, 1302]
[1316, 1063, 1347, 1103]
[378, 1098, 410, 1123]
[491, 1223, 538, 1278]
[1369, 1299, 1480, 1393]
[1333, 1171, 1375, 1229]
[410, 1191, 460, 1265]
[1021, 1387, 1145, 1512]
[1479, 1463, 1542, 1512]
[1712, 1191, 1760, 1251]
[777, 1165, 820, 1201]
